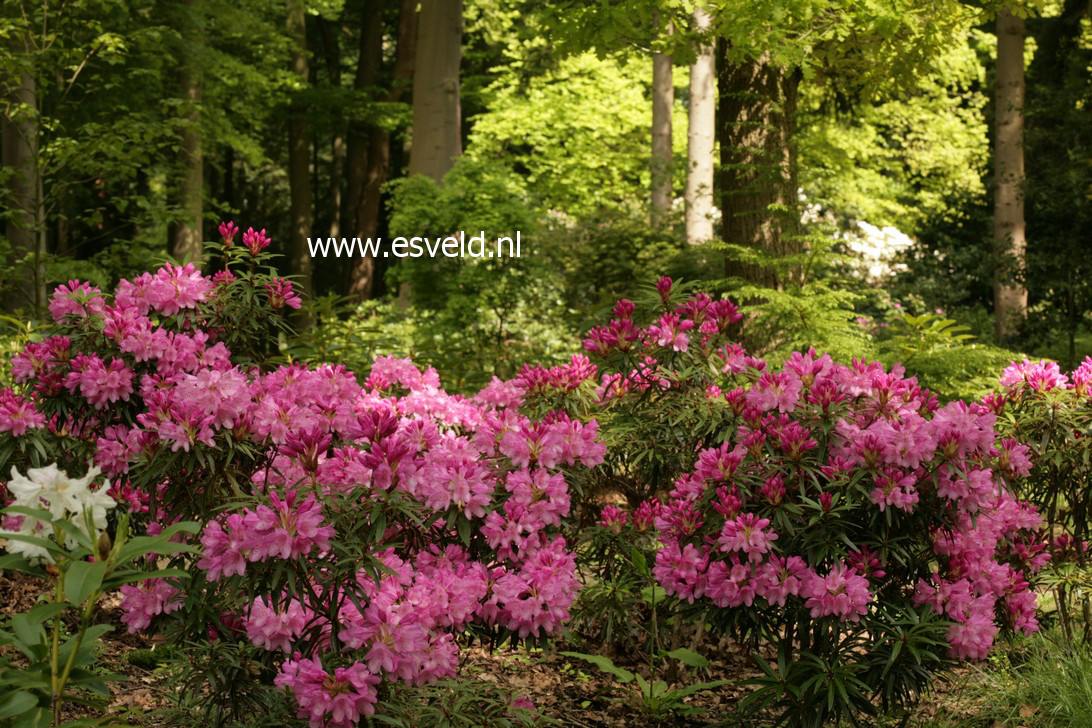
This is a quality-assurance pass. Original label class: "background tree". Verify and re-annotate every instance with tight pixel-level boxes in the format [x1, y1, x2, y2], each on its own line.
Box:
[409, 0, 463, 181]
[286, 0, 313, 315]
[650, 15, 673, 227]
[1, 25, 44, 314]
[993, 4, 1027, 340]
[168, 0, 205, 263]
[684, 5, 714, 244]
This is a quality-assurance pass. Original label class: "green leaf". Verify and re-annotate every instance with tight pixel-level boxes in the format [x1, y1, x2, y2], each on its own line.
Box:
[0, 690, 38, 719]
[665, 647, 709, 669]
[670, 678, 731, 700]
[1, 533, 67, 559]
[51, 519, 95, 552]
[456, 514, 471, 547]
[64, 560, 107, 606]
[104, 568, 189, 588]
[0, 553, 44, 577]
[560, 652, 635, 683]
[11, 705, 49, 728]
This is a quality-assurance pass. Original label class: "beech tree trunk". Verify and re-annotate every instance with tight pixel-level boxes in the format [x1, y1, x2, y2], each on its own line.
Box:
[650, 23, 673, 227]
[344, 0, 381, 241]
[347, 0, 418, 301]
[287, 0, 314, 316]
[717, 51, 801, 289]
[318, 16, 345, 240]
[169, 0, 203, 263]
[2, 55, 45, 315]
[685, 7, 715, 244]
[993, 6, 1028, 340]
[408, 0, 462, 182]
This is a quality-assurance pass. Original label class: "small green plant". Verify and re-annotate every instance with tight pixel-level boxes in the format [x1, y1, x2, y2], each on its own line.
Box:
[560, 649, 729, 720]
[886, 311, 975, 359]
[0, 464, 197, 727]
[376, 678, 541, 727]
[572, 512, 660, 653]
[942, 632, 1092, 727]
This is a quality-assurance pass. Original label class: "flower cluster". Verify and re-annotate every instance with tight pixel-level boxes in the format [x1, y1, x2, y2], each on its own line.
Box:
[187, 358, 597, 724]
[568, 284, 1046, 666]
[0, 243, 603, 725]
[119, 578, 183, 632]
[650, 351, 1044, 659]
[197, 491, 334, 580]
[0, 464, 116, 563]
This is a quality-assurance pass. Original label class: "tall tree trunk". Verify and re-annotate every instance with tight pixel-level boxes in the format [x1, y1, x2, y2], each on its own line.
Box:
[347, 0, 418, 301]
[685, 7, 715, 244]
[993, 6, 1027, 340]
[168, 0, 203, 263]
[650, 21, 673, 227]
[717, 51, 801, 289]
[2, 54, 45, 315]
[287, 0, 314, 318]
[343, 0, 381, 239]
[318, 16, 345, 240]
[408, 0, 462, 182]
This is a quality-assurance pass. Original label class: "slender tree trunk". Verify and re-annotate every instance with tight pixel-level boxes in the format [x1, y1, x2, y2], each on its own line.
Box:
[168, 1, 203, 263]
[2, 54, 45, 315]
[409, 0, 462, 182]
[344, 0, 384, 300]
[993, 6, 1027, 340]
[685, 7, 715, 244]
[343, 0, 380, 239]
[287, 0, 314, 317]
[318, 16, 345, 240]
[650, 21, 673, 227]
[717, 50, 801, 288]
[224, 145, 236, 212]
[346, 0, 418, 301]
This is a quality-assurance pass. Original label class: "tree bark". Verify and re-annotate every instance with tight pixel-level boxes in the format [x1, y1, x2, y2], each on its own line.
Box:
[685, 7, 715, 244]
[993, 6, 1027, 340]
[347, 0, 418, 301]
[287, 0, 314, 317]
[408, 0, 462, 182]
[717, 50, 801, 289]
[343, 0, 381, 240]
[650, 21, 673, 227]
[2, 54, 45, 315]
[318, 16, 345, 240]
[168, 0, 204, 263]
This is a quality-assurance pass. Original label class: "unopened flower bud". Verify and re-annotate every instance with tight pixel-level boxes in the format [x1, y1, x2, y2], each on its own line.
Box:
[98, 531, 112, 561]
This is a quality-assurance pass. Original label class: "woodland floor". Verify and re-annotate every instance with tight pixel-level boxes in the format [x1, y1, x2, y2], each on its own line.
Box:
[0, 571, 1032, 727]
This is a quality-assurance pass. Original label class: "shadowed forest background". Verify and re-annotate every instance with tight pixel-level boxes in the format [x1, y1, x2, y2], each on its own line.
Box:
[0, 0, 1088, 397]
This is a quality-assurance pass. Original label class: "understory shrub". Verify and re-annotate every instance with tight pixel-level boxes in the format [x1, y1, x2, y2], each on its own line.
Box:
[0, 230, 1060, 727]
[510, 277, 1048, 724]
[992, 358, 1092, 643]
[0, 224, 605, 725]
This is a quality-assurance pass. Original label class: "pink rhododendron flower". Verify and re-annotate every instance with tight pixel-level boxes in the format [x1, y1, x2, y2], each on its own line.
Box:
[275, 656, 380, 728]
[1000, 359, 1068, 391]
[597, 504, 627, 531]
[242, 227, 272, 256]
[718, 512, 778, 561]
[266, 277, 302, 309]
[801, 564, 873, 622]
[119, 579, 183, 633]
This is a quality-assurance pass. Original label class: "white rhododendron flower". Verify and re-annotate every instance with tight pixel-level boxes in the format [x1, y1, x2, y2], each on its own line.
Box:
[1, 463, 116, 563]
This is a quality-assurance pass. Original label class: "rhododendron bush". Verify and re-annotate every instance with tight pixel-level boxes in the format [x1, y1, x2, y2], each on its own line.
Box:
[511, 278, 1049, 723]
[0, 234, 1058, 726]
[993, 357, 1092, 644]
[0, 228, 603, 725]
